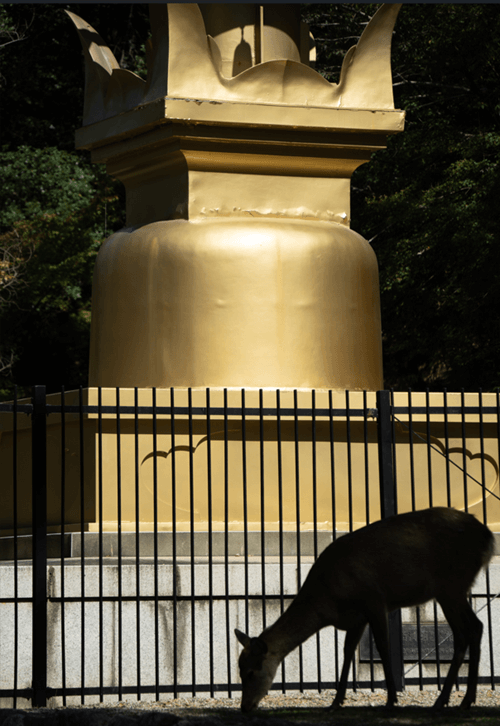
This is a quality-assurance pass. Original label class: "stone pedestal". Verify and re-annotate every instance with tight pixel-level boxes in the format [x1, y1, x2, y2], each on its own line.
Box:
[0, 553, 498, 707]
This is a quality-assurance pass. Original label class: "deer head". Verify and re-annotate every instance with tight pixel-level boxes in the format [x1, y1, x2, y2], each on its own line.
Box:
[235, 628, 280, 711]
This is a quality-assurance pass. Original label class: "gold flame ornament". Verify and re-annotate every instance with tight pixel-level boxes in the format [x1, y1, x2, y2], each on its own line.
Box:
[68, 5, 405, 391]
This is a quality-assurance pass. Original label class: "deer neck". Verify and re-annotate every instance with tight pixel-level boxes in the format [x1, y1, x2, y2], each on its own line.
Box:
[262, 594, 324, 660]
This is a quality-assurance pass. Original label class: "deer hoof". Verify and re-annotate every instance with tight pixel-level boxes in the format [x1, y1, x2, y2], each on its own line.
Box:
[431, 699, 446, 713]
[459, 697, 473, 710]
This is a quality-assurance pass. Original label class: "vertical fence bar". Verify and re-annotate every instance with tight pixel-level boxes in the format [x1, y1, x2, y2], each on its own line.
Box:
[60, 387, 67, 705]
[376, 390, 403, 694]
[362, 391, 370, 527]
[223, 389, 232, 697]
[377, 391, 396, 520]
[390, 390, 399, 515]
[97, 388, 104, 702]
[311, 390, 318, 560]
[459, 390, 468, 694]
[13, 386, 19, 708]
[31, 384, 47, 708]
[328, 391, 336, 540]
[134, 388, 142, 699]
[443, 389, 451, 507]
[479, 389, 495, 688]
[206, 388, 214, 698]
[425, 390, 433, 508]
[153, 387, 160, 700]
[170, 388, 178, 699]
[344, 391, 357, 689]
[241, 389, 249, 635]
[188, 388, 196, 696]
[293, 389, 304, 693]
[259, 389, 266, 633]
[406, 387, 422, 692]
[116, 387, 123, 700]
[362, 392, 375, 691]
[78, 387, 86, 704]
[460, 389, 468, 511]
[408, 389, 417, 513]
[492, 389, 500, 688]
[276, 389, 286, 693]
[345, 391, 353, 534]
[408, 391, 423, 689]
[311, 390, 321, 692]
[423, 389, 441, 687]
[328, 391, 339, 686]
[432, 601, 442, 689]
[345, 391, 357, 685]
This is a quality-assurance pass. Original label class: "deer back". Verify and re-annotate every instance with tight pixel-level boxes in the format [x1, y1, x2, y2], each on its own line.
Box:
[299, 507, 494, 613]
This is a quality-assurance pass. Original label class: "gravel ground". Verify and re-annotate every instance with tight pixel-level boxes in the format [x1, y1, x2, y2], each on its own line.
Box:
[91, 689, 500, 710]
[3, 690, 500, 726]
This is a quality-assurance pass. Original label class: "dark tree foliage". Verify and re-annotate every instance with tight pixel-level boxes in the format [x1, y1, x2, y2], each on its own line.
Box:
[0, 4, 149, 397]
[362, 5, 500, 391]
[0, 4, 150, 151]
[1, 4, 499, 398]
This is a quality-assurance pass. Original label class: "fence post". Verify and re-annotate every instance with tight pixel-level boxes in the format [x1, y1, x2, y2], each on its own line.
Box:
[32, 385, 47, 708]
[376, 390, 404, 693]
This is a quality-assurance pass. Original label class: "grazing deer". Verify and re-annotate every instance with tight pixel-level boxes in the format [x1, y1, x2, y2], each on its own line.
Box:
[235, 507, 494, 712]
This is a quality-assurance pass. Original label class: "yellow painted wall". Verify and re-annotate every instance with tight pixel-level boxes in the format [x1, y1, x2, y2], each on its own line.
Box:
[1, 389, 498, 536]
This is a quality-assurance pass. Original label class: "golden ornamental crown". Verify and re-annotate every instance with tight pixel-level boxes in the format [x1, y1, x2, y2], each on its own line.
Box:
[67, 4, 402, 128]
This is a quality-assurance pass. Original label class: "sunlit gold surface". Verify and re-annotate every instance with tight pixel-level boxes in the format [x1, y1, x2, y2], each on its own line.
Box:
[1, 390, 498, 535]
[93, 123, 389, 227]
[67, 3, 405, 392]
[89, 218, 383, 390]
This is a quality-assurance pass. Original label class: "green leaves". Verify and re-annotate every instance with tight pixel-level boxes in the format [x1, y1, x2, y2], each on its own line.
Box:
[353, 126, 500, 390]
[0, 146, 96, 233]
[0, 144, 124, 398]
[343, 4, 500, 391]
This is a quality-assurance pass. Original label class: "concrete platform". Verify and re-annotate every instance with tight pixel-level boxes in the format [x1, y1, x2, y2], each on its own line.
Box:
[1, 552, 499, 709]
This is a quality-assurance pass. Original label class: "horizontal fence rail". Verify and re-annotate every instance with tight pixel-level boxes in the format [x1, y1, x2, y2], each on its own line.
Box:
[0, 386, 499, 708]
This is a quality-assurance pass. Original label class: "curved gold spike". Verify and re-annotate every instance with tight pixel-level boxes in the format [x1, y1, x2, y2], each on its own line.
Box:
[105, 69, 146, 121]
[66, 10, 145, 125]
[65, 10, 118, 123]
[337, 4, 402, 109]
[65, 10, 119, 75]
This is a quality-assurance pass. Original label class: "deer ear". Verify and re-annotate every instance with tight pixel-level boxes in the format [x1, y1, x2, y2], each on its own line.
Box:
[235, 628, 251, 647]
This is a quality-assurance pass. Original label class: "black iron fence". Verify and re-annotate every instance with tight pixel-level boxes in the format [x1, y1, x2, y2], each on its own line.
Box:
[0, 386, 499, 708]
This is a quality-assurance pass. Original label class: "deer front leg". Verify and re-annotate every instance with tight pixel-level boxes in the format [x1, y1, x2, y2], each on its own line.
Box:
[328, 622, 366, 711]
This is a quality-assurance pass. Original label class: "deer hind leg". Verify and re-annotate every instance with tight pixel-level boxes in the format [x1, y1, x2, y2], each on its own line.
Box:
[368, 607, 398, 708]
[328, 621, 367, 711]
[432, 595, 483, 711]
